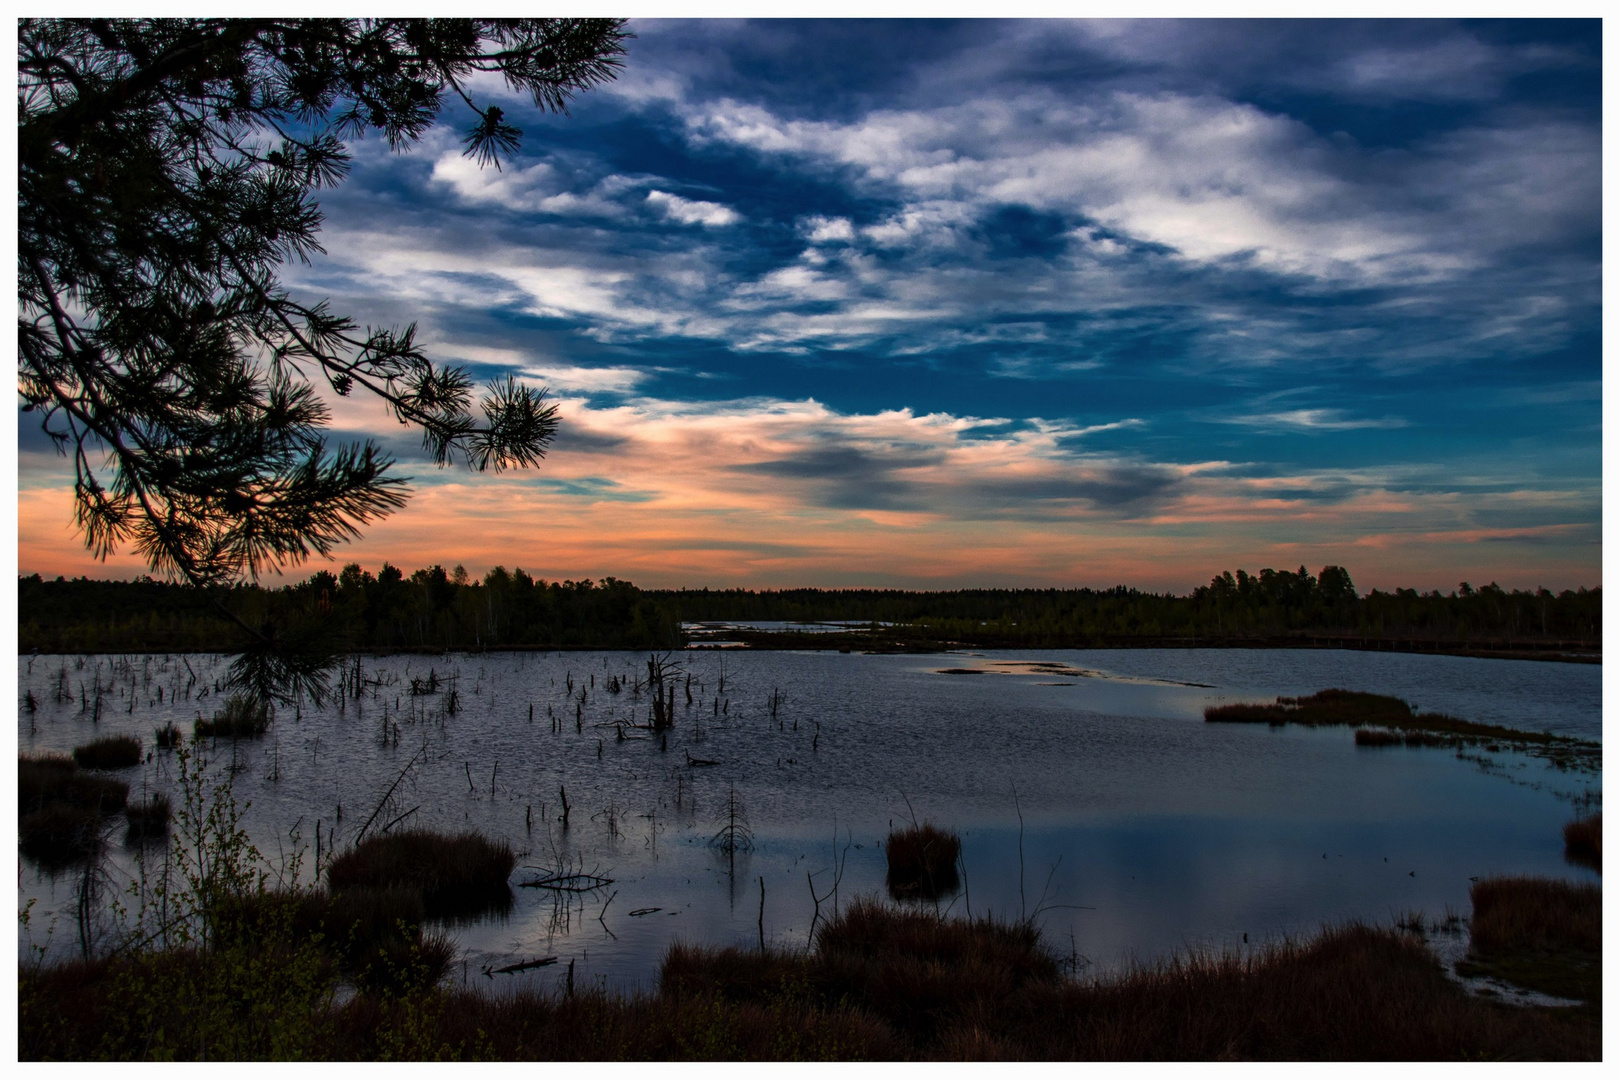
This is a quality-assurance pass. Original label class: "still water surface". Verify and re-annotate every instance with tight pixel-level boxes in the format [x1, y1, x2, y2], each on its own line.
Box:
[18, 648, 1600, 993]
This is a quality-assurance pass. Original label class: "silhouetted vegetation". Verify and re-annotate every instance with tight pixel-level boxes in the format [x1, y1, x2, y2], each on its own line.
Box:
[72, 735, 143, 771]
[20, 564, 1596, 657]
[1563, 815, 1601, 872]
[19, 754, 128, 815]
[20, 804, 107, 870]
[1458, 876, 1600, 1006]
[124, 794, 172, 842]
[22, 899, 1599, 1060]
[154, 722, 183, 750]
[1206, 689, 1599, 771]
[194, 695, 270, 739]
[884, 824, 962, 900]
[327, 830, 516, 920]
[20, 566, 680, 653]
[660, 567, 1599, 654]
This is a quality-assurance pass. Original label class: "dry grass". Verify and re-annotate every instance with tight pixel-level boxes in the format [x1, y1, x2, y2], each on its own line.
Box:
[154, 721, 183, 750]
[884, 823, 962, 900]
[20, 900, 1599, 1060]
[72, 735, 143, 770]
[20, 804, 106, 869]
[1459, 875, 1601, 1006]
[1205, 689, 1597, 770]
[1354, 728, 1401, 747]
[327, 830, 515, 919]
[1562, 815, 1600, 871]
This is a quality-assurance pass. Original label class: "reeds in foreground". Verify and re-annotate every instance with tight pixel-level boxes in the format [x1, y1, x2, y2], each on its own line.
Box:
[72, 734, 143, 770]
[1562, 814, 1600, 871]
[884, 823, 962, 900]
[327, 830, 516, 919]
[1459, 874, 1601, 1005]
[21, 900, 1600, 1060]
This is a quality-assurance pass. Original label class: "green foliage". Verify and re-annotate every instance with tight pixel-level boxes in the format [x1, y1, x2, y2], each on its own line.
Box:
[19, 18, 626, 591]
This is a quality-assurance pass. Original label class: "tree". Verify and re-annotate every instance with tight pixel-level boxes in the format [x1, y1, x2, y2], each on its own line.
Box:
[18, 18, 629, 701]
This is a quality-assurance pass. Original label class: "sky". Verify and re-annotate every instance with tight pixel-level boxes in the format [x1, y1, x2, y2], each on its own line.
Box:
[15, 18, 1604, 593]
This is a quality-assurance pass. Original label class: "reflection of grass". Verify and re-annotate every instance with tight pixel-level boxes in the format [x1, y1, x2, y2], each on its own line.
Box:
[328, 830, 515, 919]
[1206, 689, 1598, 770]
[23, 899, 1600, 1059]
[884, 824, 961, 900]
[1563, 815, 1600, 871]
[1456, 875, 1600, 1007]
[72, 734, 143, 770]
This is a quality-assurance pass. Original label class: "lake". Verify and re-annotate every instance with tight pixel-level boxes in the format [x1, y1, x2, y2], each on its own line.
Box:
[18, 647, 1600, 995]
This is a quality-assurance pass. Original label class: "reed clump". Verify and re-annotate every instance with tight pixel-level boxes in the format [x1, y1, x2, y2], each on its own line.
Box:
[1205, 689, 1598, 769]
[1353, 728, 1401, 747]
[124, 793, 172, 841]
[1563, 814, 1600, 871]
[327, 830, 516, 919]
[20, 803, 106, 869]
[154, 721, 183, 750]
[21, 902, 1600, 1060]
[194, 695, 270, 739]
[19, 753, 128, 814]
[72, 734, 143, 770]
[1458, 875, 1601, 1005]
[884, 823, 961, 900]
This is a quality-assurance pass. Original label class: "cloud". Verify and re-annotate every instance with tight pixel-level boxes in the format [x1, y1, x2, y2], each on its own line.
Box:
[645, 189, 742, 226]
[1223, 409, 1408, 433]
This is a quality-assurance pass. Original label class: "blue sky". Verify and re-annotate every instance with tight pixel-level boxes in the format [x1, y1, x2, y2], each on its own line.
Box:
[18, 18, 1603, 591]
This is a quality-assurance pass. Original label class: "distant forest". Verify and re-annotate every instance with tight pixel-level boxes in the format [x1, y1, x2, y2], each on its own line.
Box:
[18, 563, 1600, 655]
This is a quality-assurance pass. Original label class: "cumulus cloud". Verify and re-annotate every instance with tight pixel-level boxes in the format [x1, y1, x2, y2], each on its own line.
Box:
[646, 189, 742, 226]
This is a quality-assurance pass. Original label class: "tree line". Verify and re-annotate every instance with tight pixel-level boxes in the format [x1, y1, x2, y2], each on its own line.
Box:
[18, 564, 1600, 654]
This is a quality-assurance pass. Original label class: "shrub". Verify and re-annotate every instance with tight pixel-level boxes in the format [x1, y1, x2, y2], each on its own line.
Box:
[884, 823, 961, 900]
[327, 830, 515, 919]
[73, 734, 143, 770]
[1563, 814, 1600, 871]
[195, 695, 270, 739]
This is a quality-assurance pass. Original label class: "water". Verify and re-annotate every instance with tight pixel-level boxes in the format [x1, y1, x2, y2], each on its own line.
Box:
[18, 648, 1600, 995]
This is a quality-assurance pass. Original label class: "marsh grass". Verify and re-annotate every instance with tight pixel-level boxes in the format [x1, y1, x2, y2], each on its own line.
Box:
[327, 830, 516, 919]
[124, 793, 172, 842]
[72, 735, 143, 770]
[1458, 875, 1601, 1006]
[884, 824, 962, 900]
[19, 754, 125, 815]
[195, 695, 270, 739]
[1205, 689, 1597, 769]
[20, 803, 106, 869]
[21, 900, 1599, 1060]
[1353, 728, 1401, 747]
[1562, 815, 1600, 871]
[154, 721, 183, 750]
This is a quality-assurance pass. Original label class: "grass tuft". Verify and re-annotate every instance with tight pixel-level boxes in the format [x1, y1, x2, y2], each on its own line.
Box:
[72, 734, 143, 770]
[884, 823, 961, 900]
[327, 830, 516, 919]
[1562, 814, 1600, 871]
[195, 695, 270, 739]
[1459, 874, 1601, 1005]
[124, 793, 172, 841]
[19, 753, 127, 814]
[21, 803, 106, 869]
[154, 721, 183, 750]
